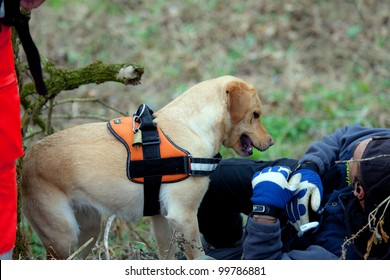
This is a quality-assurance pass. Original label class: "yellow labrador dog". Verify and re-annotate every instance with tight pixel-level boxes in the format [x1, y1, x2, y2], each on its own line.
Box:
[21, 75, 273, 259]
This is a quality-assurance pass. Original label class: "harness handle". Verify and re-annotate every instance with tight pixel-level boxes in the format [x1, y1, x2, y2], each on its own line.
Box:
[133, 104, 160, 146]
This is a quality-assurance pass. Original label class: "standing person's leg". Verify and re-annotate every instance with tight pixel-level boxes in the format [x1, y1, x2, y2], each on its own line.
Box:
[0, 162, 18, 260]
[0, 50, 24, 259]
[198, 157, 298, 251]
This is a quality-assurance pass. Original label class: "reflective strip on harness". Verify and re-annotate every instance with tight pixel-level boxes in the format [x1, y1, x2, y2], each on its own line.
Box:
[190, 157, 221, 176]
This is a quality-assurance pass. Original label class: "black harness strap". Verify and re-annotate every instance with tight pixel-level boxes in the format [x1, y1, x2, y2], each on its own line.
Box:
[130, 156, 190, 178]
[133, 105, 162, 216]
[108, 105, 223, 216]
[1, 0, 47, 96]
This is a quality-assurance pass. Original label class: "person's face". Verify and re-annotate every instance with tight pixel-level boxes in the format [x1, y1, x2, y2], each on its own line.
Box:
[349, 138, 372, 183]
[349, 138, 372, 206]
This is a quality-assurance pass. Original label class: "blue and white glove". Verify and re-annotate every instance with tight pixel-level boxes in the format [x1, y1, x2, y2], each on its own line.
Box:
[251, 166, 298, 210]
[286, 169, 323, 235]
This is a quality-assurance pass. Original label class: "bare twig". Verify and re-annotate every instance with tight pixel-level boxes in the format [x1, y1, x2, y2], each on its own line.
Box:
[162, 229, 179, 260]
[50, 114, 109, 122]
[340, 195, 390, 260]
[126, 222, 155, 252]
[66, 237, 94, 260]
[46, 98, 55, 135]
[51, 97, 129, 116]
[335, 154, 390, 164]
[103, 215, 116, 260]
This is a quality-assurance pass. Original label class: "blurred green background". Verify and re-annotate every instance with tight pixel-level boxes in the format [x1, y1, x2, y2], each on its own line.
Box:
[27, 0, 390, 160]
[20, 0, 389, 259]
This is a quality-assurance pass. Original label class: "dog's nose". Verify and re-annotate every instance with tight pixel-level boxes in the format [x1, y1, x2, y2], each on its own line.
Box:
[268, 136, 274, 146]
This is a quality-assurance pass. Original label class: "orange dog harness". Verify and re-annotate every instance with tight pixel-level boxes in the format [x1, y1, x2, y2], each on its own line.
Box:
[107, 104, 221, 216]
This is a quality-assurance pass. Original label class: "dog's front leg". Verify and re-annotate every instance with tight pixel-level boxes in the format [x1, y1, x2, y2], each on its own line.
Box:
[166, 212, 205, 260]
[150, 215, 175, 259]
[157, 179, 209, 259]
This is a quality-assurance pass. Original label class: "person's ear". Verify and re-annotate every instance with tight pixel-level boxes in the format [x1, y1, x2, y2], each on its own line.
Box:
[354, 185, 365, 200]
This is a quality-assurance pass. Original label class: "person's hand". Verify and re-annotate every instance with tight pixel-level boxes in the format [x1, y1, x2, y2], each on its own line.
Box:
[286, 170, 323, 235]
[290, 168, 323, 211]
[251, 166, 298, 209]
[20, 0, 46, 9]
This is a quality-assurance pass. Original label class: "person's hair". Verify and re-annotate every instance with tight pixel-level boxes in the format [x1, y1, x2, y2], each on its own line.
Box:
[360, 137, 390, 213]
[359, 136, 390, 259]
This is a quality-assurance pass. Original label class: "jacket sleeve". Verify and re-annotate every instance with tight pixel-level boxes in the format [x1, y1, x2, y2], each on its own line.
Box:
[242, 218, 339, 260]
[242, 217, 283, 260]
[299, 126, 349, 175]
[299, 124, 390, 175]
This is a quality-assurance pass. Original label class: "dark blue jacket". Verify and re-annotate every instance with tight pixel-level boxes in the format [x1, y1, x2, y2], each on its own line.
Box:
[243, 124, 390, 260]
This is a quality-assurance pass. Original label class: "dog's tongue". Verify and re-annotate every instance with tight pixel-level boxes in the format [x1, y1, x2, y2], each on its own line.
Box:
[240, 134, 253, 155]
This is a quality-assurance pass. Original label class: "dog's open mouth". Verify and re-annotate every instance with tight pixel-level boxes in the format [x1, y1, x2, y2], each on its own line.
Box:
[240, 134, 253, 156]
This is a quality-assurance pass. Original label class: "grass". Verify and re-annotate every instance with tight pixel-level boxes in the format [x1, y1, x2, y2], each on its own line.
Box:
[18, 0, 389, 259]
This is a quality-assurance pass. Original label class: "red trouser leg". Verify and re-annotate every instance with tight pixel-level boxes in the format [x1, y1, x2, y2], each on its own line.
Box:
[0, 162, 17, 255]
[0, 24, 23, 257]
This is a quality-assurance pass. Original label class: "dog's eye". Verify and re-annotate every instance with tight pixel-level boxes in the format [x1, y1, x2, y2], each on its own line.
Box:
[253, 112, 260, 119]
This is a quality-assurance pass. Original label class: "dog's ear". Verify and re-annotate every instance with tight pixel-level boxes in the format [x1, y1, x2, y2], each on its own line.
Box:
[226, 81, 251, 123]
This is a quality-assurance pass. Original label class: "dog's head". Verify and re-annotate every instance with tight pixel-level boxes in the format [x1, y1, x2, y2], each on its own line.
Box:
[223, 77, 274, 156]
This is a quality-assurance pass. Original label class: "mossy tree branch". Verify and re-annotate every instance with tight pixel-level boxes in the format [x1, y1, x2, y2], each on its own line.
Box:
[21, 60, 144, 99]
[20, 60, 144, 132]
